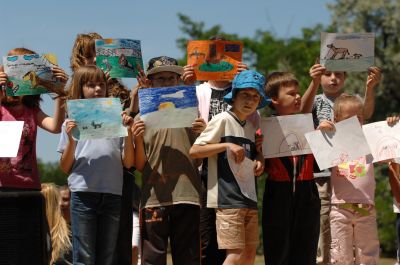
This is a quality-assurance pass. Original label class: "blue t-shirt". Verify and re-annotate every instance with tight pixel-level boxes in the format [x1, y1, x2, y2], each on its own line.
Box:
[57, 123, 124, 195]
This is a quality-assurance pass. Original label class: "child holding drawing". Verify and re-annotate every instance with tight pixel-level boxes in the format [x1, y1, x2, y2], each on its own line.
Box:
[0, 47, 68, 264]
[190, 70, 267, 265]
[58, 65, 134, 265]
[300, 62, 381, 264]
[262, 72, 320, 265]
[131, 56, 204, 265]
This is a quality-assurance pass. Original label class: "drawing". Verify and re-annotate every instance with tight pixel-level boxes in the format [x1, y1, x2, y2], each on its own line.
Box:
[138, 86, 198, 129]
[260, 114, 314, 158]
[3, 54, 61, 96]
[363, 121, 400, 162]
[320, 32, 374, 72]
[227, 150, 257, 202]
[0, 121, 24, 158]
[66, 98, 127, 140]
[95, 38, 143, 78]
[305, 116, 371, 170]
[187, 40, 242, 81]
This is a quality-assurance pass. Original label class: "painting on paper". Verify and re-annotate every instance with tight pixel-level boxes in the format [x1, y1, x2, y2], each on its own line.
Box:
[95, 38, 143, 78]
[320, 32, 374, 72]
[0, 121, 24, 157]
[3, 54, 60, 96]
[305, 116, 371, 170]
[138, 86, 198, 129]
[187, 40, 242, 81]
[67, 98, 127, 140]
[260, 114, 314, 158]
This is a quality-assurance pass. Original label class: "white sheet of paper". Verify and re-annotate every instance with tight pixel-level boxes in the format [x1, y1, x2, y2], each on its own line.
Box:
[227, 149, 257, 202]
[363, 121, 400, 162]
[0, 121, 24, 157]
[305, 116, 371, 170]
[260, 114, 314, 158]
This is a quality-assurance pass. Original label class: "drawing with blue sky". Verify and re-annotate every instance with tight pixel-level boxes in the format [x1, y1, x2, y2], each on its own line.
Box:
[138, 86, 198, 129]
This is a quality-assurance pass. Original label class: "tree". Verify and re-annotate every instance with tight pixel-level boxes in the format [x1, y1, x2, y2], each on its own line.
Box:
[38, 159, 68, 186]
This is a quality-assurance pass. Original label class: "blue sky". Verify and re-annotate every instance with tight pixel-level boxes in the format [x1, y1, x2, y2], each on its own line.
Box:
[0, 0, 332, 162]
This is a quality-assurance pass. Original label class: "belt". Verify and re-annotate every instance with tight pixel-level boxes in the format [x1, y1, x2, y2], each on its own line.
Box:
[336, 203, 371, 216]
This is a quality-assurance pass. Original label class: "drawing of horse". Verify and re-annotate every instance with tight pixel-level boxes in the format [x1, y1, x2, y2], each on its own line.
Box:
[352, 53, 363, 59]
[324, 44, 350, 60]
[91, 121, 103, 129]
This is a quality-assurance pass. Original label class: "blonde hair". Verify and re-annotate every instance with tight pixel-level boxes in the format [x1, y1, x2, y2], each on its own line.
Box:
[333, 94, 364, 121]
[41, 183, 72, 264]
[70, 32, 103, 72]
[264, 72, 299, 99]
[68, 65, 107, 99]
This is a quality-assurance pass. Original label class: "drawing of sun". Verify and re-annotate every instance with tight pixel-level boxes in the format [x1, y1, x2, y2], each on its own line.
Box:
[104, 39, 114, 44]
[158, 102, 175, 110]
[103, 99, 114, 106]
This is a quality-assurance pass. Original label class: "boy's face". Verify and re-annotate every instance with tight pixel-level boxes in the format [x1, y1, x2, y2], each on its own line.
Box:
[335, 103, 364, 124]
[232, 88, 261, 118]
[271, 85, 301, 115]
[320, 71, 346, 97]
[149, 72, 180, 88]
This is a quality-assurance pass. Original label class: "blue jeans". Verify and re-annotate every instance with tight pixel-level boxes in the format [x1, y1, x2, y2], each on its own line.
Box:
[71, 192, 121, 265]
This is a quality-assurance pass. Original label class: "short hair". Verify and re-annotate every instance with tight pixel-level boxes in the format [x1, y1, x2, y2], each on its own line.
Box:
[333, 94, 363, 120]
[264, 72, 299, 99]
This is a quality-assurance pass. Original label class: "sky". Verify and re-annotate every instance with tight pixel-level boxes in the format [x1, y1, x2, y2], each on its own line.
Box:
[0, 0, 333, 162]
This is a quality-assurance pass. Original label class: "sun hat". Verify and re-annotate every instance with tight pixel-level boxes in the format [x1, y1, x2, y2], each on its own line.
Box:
[146, 56, 183, 76]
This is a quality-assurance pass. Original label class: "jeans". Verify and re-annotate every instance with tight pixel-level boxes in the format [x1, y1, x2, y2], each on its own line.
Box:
[71, 192, 121, 265]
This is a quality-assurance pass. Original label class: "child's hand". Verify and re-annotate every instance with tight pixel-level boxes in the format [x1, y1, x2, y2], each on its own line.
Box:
[65, 120, 77, 142]
[309, 64, 326, 82]
[366, 66, 382, 89]
[182, 64, 196, 85]
[131, 120, 146, 138]
[254, 160, 264, 176]
[387, 116, 400, 127]
[0, 71, 7, 101]
[121, 111, 134, 128]
[228, 143, 245, 164]
[192, 118, 206, 134]
[52, 66, 69, 86]
[317, 120, 335, 132]
[237, 62, 248, 74]
[136, 65, 151, 88]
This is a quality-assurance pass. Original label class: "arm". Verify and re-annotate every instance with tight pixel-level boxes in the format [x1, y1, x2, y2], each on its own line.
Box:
[0, 70, 7, 108]
[59, 121, 77, 174]
[254, 151, 265, 177]
[363, 67, 381, 120]
[300, 64, 325, 113]
[190, 142, 245, 163]
[131, 120, 147, 172]
[36, 97, 65, 133]
[389, 162, 400, 205]
[121, 113, 135, 168]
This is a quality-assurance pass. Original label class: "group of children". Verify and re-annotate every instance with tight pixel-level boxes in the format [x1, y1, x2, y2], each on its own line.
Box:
[0, 32, 399, 265]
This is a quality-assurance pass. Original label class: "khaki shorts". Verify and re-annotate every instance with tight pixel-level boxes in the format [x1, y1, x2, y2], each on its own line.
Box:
[215, 208, 259, 249]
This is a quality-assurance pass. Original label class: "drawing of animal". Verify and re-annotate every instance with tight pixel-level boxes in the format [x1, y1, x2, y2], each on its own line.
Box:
[91, 121, 103, 129]
[352, 53, 362, 59]
[189, 48, 206, 60]
[324, 44, 350, 60]
[82, 126, 88, 130]
[102, 58, 112, 71]
[22, 71, 56, 90]
[118, 54, 134, 70]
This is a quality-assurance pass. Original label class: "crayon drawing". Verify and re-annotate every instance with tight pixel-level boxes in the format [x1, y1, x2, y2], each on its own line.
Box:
[3, 54, 60, 96]
[67, 98, 127, 140]
[320, 32, 374, 72]
[305, 116, 371, 170]
[95, 38, 143, 78]
[260, 114, 314, 158]
[0, 121, 24, 157]
[138, 86, 198, 129]
[187, 40, 242, 81]
[363, 121, 400, 162]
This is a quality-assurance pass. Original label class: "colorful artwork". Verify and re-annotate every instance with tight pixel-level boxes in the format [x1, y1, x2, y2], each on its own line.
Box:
[363, 121, 400, 163]
[320, 32, 375, 72]
[304, 116, 371, 170]
[260, 114, 314, 158]
[66, 98, 127, 140]
[0, 121, 24, 157]
[138, 86, 198, 129]
[227, 149, 257, 202]
[187, 40, 243, 81]
[3, 54, 60, 96]
[95, 38, 143, 78]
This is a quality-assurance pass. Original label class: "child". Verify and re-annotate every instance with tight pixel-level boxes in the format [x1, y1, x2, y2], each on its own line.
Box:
[0, 47, 67, 264]
[58, 65, 134, 265]
[262, 72, 321, 265]
[131, 56, 204, 265]
[41, 183, 72, 264]
[389, 159, 400, 265]
[325, 94, 379, 265]
[189, 70, 267, 265]
[300, 64, 381, 264]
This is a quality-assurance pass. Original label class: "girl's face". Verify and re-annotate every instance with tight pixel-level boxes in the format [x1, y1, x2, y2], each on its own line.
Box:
[3, 96, 23, 106]
[82, 81, 106, 99]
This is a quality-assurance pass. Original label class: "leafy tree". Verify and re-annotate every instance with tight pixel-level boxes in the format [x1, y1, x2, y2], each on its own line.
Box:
[38, 159, 68, 186]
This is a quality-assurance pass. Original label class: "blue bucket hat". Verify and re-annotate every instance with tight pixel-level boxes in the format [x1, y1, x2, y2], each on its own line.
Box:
[224, 70, 270, 109]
